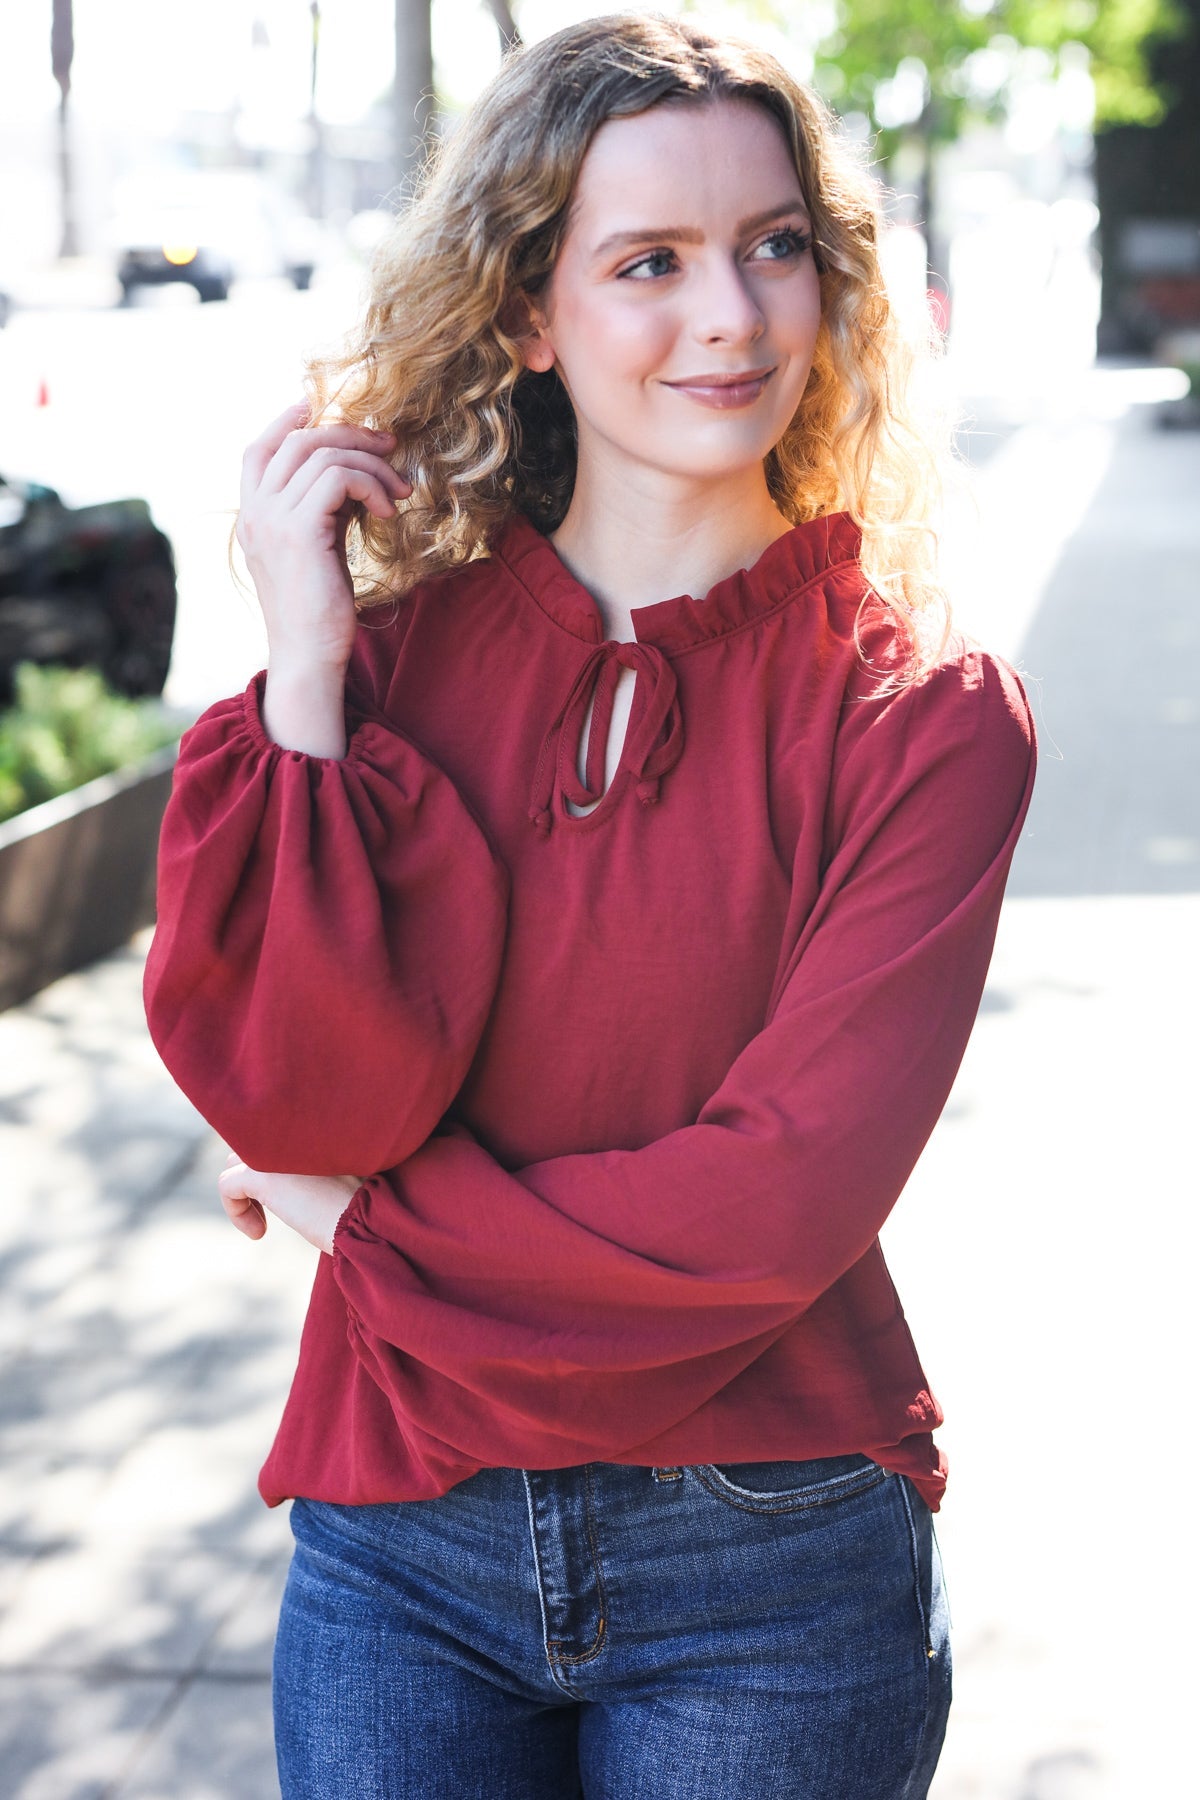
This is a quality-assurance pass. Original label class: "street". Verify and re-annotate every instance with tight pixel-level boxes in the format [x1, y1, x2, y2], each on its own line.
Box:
[1, 270, 1197, 1797]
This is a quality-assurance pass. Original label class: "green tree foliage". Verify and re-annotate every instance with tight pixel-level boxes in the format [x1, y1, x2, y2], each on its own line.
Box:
[725, 0, 1190, 146]
[688, 0, 1189, 279]
[0, 665, 180, 825]
[487, 1, 1187, 136]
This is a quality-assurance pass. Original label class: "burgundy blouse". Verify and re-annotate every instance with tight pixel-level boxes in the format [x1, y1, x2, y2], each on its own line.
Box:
[144, 510, 1037, 1512]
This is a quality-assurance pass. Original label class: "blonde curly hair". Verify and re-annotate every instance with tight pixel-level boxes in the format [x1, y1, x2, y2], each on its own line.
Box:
[309, 10, 957, 682]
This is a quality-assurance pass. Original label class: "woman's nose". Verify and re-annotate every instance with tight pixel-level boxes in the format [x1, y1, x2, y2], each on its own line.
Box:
[691, 257, 766, 345]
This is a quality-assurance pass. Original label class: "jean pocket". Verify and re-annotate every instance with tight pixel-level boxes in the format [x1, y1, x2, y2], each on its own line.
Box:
[693, 1452, 888, 1514]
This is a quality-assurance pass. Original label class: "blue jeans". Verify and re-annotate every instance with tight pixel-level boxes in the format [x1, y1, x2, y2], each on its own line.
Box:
[274, 1455, 951, 1798]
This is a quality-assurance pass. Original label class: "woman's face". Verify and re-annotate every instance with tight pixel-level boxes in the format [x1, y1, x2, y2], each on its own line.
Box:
[521, 97, 822, 496]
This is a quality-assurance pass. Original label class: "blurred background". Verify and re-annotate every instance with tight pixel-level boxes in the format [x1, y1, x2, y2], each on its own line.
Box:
[1, 3, 1197, 1796]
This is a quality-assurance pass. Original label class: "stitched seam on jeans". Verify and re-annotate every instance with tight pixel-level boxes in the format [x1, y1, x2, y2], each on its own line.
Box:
[896, 1652, 935, 1800]
[548, 1463, 609, 1666]
[897, 1566, 936, 1799]
[896, 1475, 932, 1653]
[522, 1470, 577, 1696]
[693, 1460, 887, 1514]
[550, 1612, 608, 1669]
[894, 1477, 945, 1800]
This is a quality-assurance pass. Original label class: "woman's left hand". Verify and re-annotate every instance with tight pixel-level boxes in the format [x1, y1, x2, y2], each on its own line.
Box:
[218, 1155, 363, 1256]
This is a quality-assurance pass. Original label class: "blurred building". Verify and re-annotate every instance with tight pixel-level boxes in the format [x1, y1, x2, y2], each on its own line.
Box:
[1095, 0, 1200, 352]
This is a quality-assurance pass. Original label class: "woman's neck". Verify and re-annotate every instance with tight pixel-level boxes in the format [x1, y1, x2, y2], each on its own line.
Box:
[549, 468, 794, 642]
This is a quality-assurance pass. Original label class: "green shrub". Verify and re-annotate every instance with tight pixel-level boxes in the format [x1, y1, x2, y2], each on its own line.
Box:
[0, 663, 182, 825]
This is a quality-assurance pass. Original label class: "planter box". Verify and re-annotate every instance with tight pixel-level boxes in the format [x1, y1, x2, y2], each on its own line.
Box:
[0, 741, 178, 1011]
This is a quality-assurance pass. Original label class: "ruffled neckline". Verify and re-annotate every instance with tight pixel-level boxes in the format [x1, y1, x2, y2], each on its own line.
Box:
[491, 508, 863, 654]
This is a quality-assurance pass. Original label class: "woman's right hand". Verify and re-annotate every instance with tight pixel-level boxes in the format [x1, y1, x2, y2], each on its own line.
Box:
[236, 401, 413, 755]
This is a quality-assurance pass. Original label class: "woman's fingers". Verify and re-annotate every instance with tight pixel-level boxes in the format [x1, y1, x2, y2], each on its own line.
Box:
[239, 401, 313, 507]
[259, 423, 407, 500]
[221, 1189, 268, 1239]
[281, 448, 409, 518]
[236, 462, 405, 569]
[215, 1165, 361, 1257]
[240, 405, 412, 508]
[237, 414, 413, 569]
[218, 1159, 268, 1240]
[294, 463, 405, 526]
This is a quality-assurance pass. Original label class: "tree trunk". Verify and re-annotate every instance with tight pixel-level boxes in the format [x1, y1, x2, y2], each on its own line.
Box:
[919, 136, 945, 289]
[393, 0, 435, 200]
[486, 0, 522, 51]
[308, 2, 325, 219]
[51, 0, 78, 258]
[913, 97, 948, 307]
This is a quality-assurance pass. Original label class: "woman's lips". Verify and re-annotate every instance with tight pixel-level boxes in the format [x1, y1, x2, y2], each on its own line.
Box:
[661, 369, 776, 409]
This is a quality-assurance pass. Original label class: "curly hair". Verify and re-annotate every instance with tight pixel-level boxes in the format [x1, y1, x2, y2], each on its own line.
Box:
[307, 10, 958, 682]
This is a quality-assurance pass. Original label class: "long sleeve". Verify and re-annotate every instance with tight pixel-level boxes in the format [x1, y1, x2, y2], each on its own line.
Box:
[330, 648, 1037, 1465]
[143, 670, 509, 1175]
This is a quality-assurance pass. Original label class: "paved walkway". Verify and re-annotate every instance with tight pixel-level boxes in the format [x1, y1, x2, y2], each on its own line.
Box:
[1, 372, 1196, 1797]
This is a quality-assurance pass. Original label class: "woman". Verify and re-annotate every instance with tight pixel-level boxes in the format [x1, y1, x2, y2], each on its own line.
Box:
[144, 13, 1036, 1797]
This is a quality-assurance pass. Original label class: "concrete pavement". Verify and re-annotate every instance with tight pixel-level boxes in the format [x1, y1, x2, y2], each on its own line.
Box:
[0, 941, 314, 1798]
[1, 374, 1196, 1797]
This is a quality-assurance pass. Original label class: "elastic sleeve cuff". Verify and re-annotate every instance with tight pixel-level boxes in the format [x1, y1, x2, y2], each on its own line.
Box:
[238, 669, 390, 772]
[332, 1181, 372, 1258]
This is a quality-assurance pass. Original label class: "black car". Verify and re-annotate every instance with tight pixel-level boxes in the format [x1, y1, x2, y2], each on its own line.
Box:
[111, 172, 320, 305]
[0, 474, 177, 704]
[118, 238, 236, 306]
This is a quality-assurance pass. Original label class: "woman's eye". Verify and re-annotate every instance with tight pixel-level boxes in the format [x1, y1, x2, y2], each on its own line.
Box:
[750, 228, 812, 262]
[618, 249, 677, 281]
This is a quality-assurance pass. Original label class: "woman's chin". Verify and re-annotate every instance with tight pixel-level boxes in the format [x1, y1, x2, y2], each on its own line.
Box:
[628, 449, 782, 490]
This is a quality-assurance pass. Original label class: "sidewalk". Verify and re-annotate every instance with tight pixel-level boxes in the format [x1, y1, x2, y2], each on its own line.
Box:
[1, 379, 1196, 1798]
[0, 941, 314, 1798]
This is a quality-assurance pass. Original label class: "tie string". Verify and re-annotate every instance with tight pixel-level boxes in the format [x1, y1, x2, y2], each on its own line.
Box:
[527, 640, 685, 837]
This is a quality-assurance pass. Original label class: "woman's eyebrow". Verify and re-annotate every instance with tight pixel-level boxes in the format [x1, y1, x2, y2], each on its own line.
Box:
[591, 201, 810, 260]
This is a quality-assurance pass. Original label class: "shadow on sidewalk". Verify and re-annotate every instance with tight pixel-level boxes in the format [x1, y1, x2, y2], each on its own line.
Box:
[1006, 407, 1200, 898]
[0, 942, 312, 1794]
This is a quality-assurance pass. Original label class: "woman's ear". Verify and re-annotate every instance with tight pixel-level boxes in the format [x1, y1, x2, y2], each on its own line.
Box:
[502, 291, 556, 373]
[522, 328, 556, 374]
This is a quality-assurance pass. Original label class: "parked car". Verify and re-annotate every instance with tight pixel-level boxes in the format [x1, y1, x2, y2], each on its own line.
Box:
[0, 474, 176, 704]
[110, 170, 324, 304]
[117, 226, 236, 305]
